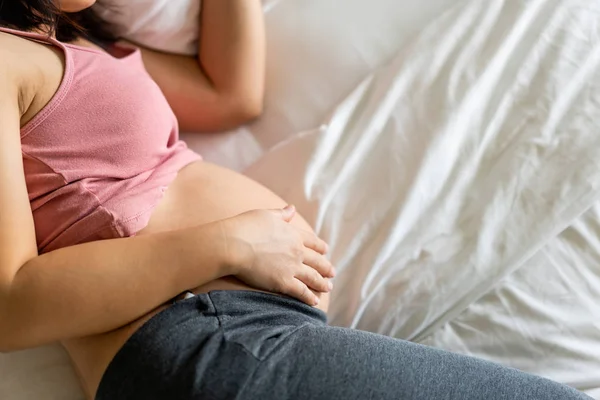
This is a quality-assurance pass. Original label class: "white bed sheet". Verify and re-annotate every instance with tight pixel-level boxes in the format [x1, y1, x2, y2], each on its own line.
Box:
[246, 0, 600, 396]
[182, 0, 460, 170]
[423, 202, 600, 395]
[2, 1, 461, 399]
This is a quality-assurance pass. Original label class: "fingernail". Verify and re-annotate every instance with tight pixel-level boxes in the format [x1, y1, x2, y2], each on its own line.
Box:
[331, 267, 336, 277]
[282, 205, 296, 219]
[314, 298, 320, 306]
[328, 281, 333, 290]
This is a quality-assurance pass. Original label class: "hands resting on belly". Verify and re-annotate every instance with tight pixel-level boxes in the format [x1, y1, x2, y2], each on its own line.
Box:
[220, 205, 335, 306]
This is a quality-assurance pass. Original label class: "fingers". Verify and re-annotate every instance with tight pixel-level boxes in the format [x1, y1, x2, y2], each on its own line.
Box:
[270, 205, 296, 222]
[300, 230, 329, 255]
[303, 248, 335, 278]
[295, 266, 332, 294]
[286, 278, 320, 306]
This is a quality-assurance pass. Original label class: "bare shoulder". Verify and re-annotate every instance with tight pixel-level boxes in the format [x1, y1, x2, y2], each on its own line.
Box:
[0, 30, 63, 121]
[0, 31, 31, 69]
[0, 32, 29, 101]
[0, 32, 19, 75]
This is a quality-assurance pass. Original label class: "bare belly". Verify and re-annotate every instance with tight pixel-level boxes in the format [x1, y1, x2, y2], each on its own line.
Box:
[62, 161, 330, 399]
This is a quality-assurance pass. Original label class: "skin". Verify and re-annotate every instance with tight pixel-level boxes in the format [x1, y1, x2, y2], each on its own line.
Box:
[59, 0, 96, 13]
[0, 1, 333, 399]
[134, 0, 266, 132]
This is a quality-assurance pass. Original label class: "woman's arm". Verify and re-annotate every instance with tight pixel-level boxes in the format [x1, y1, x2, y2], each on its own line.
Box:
[137, 0, 265, 132]
[0, 65, 233, 349]
[1, 210, 332, 352]
[1, 226, 233, 352]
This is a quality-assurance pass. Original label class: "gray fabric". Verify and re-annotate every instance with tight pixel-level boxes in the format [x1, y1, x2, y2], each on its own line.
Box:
[96, 291, 591, 400]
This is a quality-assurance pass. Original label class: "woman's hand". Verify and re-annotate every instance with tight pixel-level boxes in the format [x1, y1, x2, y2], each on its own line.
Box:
[221, 206, 335, 306]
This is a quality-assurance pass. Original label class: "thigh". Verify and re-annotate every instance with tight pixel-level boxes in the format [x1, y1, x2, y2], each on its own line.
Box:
[245, 325, 590, 400]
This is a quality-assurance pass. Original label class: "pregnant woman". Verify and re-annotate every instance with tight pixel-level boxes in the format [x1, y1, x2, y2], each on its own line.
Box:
[0, 1, 591, 399]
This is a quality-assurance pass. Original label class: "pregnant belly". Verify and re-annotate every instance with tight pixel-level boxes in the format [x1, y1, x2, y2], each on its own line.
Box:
[62, 161, 330, 399]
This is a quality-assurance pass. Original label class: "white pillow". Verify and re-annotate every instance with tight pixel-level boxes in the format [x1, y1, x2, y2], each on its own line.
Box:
[95, 0, 201, 55]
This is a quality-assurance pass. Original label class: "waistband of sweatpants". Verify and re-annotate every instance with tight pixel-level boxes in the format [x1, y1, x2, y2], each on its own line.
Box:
[205, 290, 328, 319]
[119, 290, 327, 355]
[178, 289, 326, 322]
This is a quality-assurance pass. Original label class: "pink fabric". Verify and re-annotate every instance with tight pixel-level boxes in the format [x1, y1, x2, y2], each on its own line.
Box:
[0, 27, 201, 253]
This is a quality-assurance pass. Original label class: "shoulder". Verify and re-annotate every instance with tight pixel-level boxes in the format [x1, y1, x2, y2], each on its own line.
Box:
[0, 32, 27, 93]
[0, 32, 18, 73]
[0, 31, 49, 73]
[0, 46, 20, 116]
[0, 30, 32, 66]
[0, 31, 49, 115]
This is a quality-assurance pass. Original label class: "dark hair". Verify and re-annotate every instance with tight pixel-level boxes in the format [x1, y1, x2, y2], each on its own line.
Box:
[0, 0, 119, 43]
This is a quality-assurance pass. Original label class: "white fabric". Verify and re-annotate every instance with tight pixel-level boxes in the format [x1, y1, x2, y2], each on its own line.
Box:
[423, 202, 600, 395]
[246, 0, 600, 396]
[0, 346, 81, 400]
[5, 0, 600, 399]
[94, 0, 201, 55]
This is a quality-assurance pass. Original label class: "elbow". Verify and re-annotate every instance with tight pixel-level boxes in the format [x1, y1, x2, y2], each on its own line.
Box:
[0, 312, 26, 353]
[0, 319, 10, 354]
[227, 96, 264, 126]
[0, 338, 14, 354]
[181, 94, 265, 133]
[240, 99, 264, 122]
[0, 339, 23, 354]
[0, 285, 17, 353]
[0, 314, 14, 353]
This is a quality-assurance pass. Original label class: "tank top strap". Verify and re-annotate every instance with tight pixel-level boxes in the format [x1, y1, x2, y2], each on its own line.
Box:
[0, 26, 67, 48]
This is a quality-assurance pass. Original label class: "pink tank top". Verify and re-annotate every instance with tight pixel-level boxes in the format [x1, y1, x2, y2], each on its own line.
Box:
[0, 27, 202, 253]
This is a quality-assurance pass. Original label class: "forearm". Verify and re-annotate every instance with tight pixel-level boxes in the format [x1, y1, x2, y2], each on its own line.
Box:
[199, 0, 265, 110]
[134, 1, 265, 132]
[1, 223, 230, 351]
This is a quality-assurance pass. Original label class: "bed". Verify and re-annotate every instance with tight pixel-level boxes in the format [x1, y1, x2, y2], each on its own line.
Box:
[3, 0, 600, 398]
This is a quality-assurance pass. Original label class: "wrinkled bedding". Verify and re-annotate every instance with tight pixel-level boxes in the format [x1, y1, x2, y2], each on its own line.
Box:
[246, 0, 600, 396]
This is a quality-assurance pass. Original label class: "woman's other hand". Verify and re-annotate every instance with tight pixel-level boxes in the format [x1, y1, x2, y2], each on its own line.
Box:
[221, 206, 335, 306]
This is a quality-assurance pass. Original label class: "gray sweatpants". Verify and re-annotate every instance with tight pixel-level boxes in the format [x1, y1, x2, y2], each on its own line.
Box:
[96, 290, 590, 400]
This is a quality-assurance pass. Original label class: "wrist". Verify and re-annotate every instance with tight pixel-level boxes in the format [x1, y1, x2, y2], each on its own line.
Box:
[214, 219, 239, 276]
[218, 218, 253, 277]
[168, 223, 234, 289]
